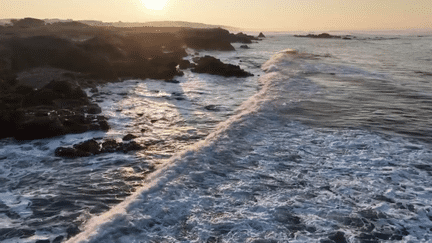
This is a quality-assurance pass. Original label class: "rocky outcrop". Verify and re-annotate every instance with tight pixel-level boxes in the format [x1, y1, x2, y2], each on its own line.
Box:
[294, 33, 352, 40]
[2, 35, 186, 81]
[178, 28, 260, 51]
[258, 32, 266, 38]
[55, 138, 144, 158]
[192, 56, 253, 78]
[0, 79, 109, 140]
[0, 20, 260, 140]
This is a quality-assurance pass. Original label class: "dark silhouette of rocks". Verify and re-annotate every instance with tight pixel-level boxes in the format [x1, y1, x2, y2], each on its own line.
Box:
[55, 138, 144, 158]
[10, 18, 46, 28]
[258, 32, 266, 38]
[0, 19, 257, 82]
[240, 45, 250, 49]
[0, 79, 109, 140]
[178, 28, 259, 51]
[294, 33, 353, 40]
[0, 18, 260, 140]
[123, 133, 137, 141]
[192, 56, 253, 78]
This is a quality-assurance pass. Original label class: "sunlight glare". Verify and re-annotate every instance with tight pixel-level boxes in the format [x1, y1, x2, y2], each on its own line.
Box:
[141, 0, 169, 10]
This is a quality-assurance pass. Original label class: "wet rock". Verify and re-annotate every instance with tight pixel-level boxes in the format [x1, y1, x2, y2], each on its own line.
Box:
[192, 56, 253, 78]
[74, 139, 100, 154]
[0, 76, 109, 140]
[120, 141, 143, 153]
[81, 104, 102, 114]
[123, 134, 137, 141]
[55, 138, 144, 158]
[98, 119, 110, 131]
[178, 59, 194, 69]
[101, 139, 119, 153]
[240, 45, 250, 49]
[258, 32, 266, 38]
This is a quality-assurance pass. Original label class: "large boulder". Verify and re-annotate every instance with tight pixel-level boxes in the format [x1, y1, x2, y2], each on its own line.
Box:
[192, 56, 253, 78]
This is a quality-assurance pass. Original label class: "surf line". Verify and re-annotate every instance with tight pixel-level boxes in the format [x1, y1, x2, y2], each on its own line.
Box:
[66, 65, 278, 243]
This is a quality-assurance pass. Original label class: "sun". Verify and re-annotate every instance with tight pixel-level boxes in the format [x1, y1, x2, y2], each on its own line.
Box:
[141, 0, 169, 10]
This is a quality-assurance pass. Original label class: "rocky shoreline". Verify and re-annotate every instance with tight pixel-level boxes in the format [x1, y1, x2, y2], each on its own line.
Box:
[0, 18, 262, 142]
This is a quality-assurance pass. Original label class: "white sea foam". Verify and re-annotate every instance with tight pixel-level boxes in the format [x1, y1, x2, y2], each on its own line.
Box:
[68, 43, 432, 242]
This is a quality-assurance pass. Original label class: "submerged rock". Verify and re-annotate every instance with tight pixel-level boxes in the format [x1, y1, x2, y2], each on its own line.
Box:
[192, 56, 253, 78]
[55, 138, 145, 158]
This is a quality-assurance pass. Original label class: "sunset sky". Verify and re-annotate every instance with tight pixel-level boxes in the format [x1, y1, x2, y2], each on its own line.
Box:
[1, 0, 431, 31]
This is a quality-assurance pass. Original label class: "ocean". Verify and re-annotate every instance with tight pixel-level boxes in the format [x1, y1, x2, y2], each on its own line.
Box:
[1, 33, 432, 242]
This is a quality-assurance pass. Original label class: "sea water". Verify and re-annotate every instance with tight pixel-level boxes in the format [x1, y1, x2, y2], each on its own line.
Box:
[1, 33, 432, 242]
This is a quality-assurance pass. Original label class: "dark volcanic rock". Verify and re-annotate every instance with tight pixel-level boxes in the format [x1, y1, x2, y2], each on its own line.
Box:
[74, 139, 100, 154]
[55, 138, 144, 158]
[101, 139, 119, 153]
[240, 45, 250, 49]
[192, 56, 253, 78]
[0, 76, 109, 140]
[178, 59, 194, 69]
[258, 32, 266, 38]
[123, 133, 137, 141]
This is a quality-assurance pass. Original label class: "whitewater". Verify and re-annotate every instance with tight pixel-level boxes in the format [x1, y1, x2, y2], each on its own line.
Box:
[1, 33, 432, 242]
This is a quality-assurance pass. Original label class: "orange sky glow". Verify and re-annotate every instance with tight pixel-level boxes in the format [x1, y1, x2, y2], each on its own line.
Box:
[1, 0, 431, 31]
